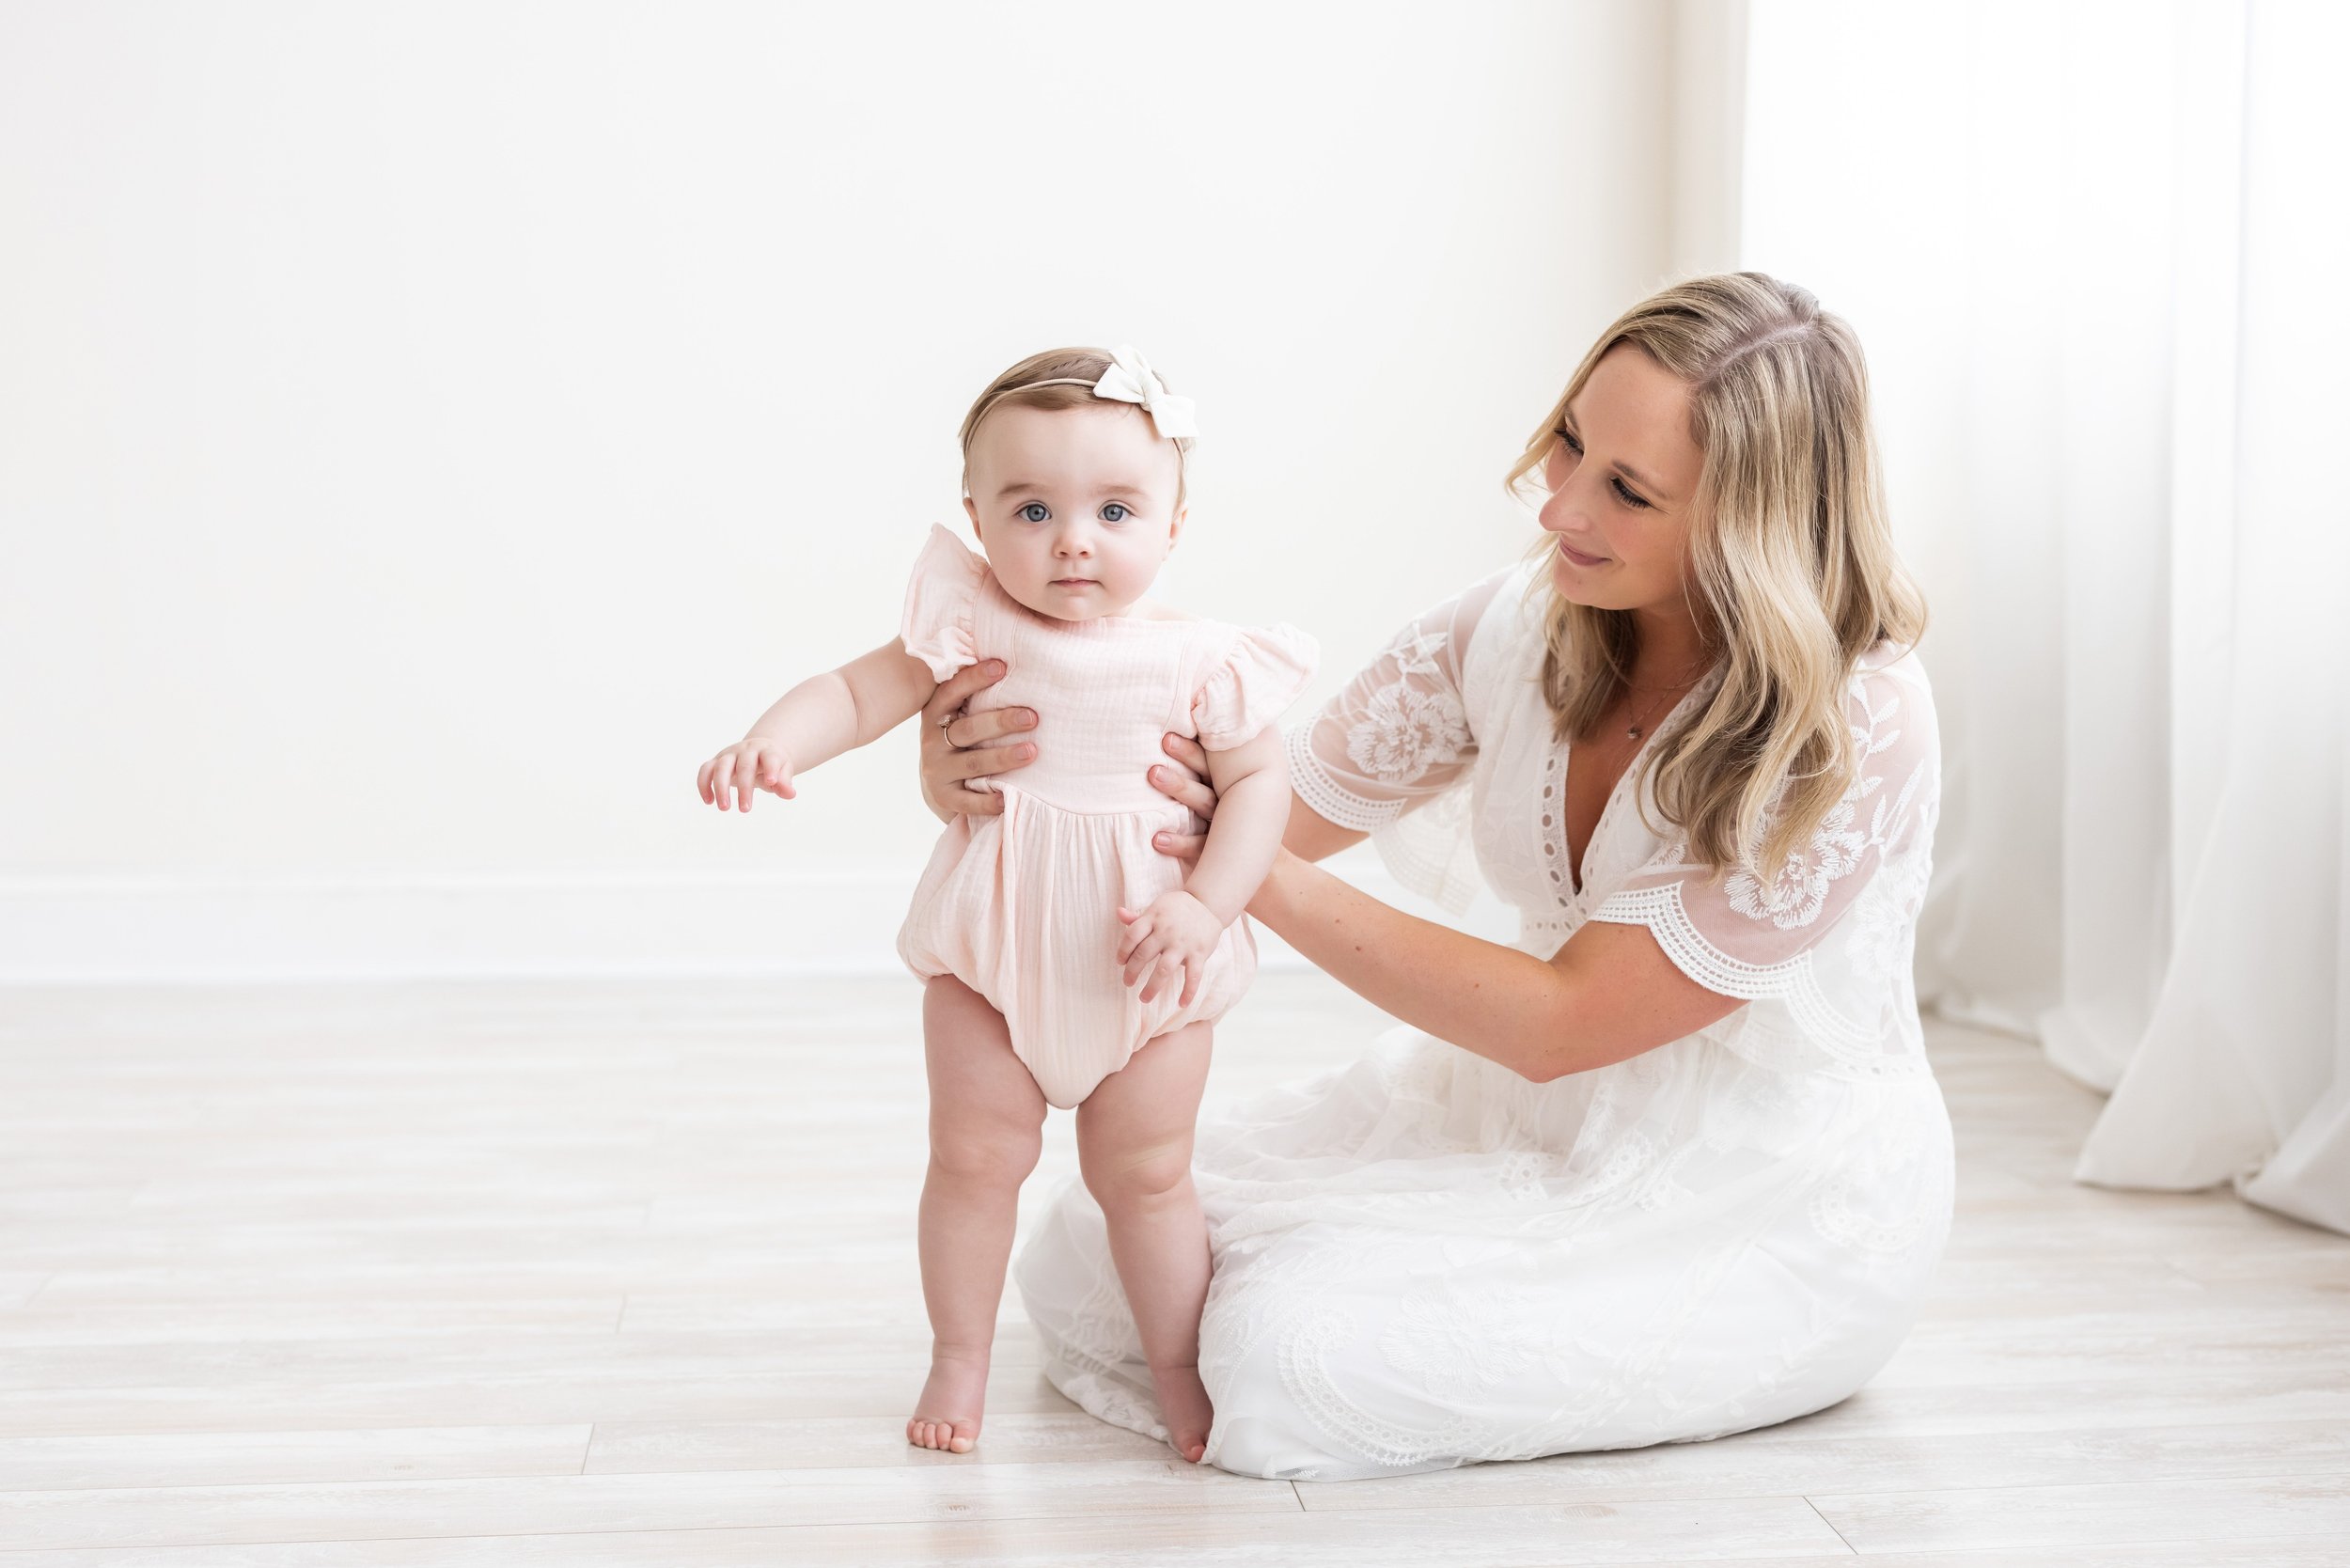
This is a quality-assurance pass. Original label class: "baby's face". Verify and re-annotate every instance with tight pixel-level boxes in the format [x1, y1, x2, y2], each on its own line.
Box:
[963, 403, 1186, 620]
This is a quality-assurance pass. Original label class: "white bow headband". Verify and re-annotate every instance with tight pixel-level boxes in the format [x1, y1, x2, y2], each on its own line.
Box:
[985, 344, 1199, 441]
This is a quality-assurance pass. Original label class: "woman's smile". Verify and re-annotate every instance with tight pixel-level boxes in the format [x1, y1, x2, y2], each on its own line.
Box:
[1556, 538, 1609, 567]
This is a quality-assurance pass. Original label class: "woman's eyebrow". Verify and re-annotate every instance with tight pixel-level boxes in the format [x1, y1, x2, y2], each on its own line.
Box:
[1561, 400, 1669, 497]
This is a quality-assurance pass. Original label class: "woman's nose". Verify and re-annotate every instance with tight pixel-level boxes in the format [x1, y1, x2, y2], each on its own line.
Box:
[1537, 482, 1581, 533]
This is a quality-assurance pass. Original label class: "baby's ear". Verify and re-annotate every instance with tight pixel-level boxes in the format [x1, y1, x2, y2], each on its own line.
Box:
[963, 495, 980, 533]
[1167, 505, 1188, 552]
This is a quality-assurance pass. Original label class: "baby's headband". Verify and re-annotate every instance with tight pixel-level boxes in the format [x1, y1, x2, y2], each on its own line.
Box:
[987, 344, 1199, 442]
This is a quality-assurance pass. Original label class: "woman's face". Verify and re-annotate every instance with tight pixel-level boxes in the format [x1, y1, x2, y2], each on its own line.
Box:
[1537, 344, 1703, 619]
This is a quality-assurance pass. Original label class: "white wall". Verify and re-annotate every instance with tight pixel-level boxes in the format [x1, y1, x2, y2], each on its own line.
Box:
[0, 1, 1684, 980]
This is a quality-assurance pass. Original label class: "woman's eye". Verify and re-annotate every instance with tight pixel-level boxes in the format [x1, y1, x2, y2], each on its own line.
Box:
[1100, 503, 1129, 523]
[1559, 429, 1649, 510]
[1018, 503, 1050, 523]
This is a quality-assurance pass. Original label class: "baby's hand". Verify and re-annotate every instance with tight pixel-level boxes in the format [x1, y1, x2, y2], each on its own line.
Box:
[698, 739, 796, 812]
[1115, 890, 1224, 1008]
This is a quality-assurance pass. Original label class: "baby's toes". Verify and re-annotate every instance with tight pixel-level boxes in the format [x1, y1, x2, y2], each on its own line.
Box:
[948, 1419, 978, 1454]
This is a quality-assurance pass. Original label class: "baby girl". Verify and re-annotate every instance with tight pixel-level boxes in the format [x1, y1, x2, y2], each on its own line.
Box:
[694, 346, 1316, 1462]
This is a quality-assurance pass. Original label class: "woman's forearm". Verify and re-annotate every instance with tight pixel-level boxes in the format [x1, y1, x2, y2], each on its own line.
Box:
[1251, 848, 1582, 1081]
[1280, 792, 1371, 863]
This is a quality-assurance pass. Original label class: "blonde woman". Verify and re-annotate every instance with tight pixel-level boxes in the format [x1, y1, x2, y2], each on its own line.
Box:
[919, 273, 1950, 1479]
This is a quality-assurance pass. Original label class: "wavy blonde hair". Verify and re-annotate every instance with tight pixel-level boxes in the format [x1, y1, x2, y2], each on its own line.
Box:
[1506, 272, 1926, 884]
[959, 347, 1195, 511]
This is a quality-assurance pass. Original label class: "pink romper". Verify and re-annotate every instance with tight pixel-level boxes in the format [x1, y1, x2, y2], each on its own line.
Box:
[895, 525, 1319, 1108]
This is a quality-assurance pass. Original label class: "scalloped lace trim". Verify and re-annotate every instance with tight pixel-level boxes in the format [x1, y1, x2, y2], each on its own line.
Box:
[1590, 881, 1877, 1058]
[1287, 723, 1402, 831]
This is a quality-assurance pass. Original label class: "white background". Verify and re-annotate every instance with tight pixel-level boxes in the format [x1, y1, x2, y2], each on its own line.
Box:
[0, 1, 1745, 979]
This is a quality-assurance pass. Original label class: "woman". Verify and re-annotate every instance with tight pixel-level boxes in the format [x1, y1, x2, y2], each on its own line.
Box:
[917, 273, 1951, 1481]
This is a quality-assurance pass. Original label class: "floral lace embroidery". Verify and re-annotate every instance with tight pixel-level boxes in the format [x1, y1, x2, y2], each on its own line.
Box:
[1720, 686, 1906, 929]
[1346, 681, 1471, 783]
[1388, 625, 1449, 680]
[1331, 624, 1473, 784]
[1727, 796, 1867, 928]
[1287, 722, 1403, 830]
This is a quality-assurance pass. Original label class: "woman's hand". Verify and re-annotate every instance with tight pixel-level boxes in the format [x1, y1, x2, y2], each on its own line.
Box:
[1145, 731, 1219, 867]
[918, 660, 1038, 823]
[698, 739, 796, 812]
[1116, 889, 1223, 1007]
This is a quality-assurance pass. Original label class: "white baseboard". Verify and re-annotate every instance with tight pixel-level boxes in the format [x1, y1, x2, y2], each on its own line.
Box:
[0, 858, 1514, 986]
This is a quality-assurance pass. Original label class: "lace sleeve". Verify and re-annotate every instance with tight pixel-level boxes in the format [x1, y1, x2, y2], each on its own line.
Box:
[1589, 650, 1941, 998]
[1285, 567, 1517, 910]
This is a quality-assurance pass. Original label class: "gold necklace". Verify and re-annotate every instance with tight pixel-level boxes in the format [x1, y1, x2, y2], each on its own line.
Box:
[1622, 660, 1709, 741]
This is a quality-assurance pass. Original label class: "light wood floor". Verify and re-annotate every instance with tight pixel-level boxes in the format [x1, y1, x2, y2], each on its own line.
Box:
[0, 971, 2345, 1564]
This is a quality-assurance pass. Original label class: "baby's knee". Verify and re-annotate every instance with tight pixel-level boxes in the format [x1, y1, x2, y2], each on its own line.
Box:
[1078, 1137, 1192, 1209]
[931, 1117, 1042, 1188]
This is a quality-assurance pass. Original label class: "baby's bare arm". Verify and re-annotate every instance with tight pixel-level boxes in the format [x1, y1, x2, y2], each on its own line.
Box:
[1182, 725, 1291, 924]
[1114, 724, 1292, 1004]
[744, 637, 937, 771]
[700, 638, 938, 810]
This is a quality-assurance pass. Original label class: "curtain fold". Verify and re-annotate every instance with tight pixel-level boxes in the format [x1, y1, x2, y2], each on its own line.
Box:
[1738, 0, 2347, 1233]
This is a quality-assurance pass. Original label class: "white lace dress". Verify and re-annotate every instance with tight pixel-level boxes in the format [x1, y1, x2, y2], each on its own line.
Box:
[1012, 557, 1955, 1481]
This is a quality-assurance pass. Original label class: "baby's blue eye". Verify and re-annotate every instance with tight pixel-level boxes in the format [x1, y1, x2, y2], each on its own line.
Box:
[1018, 503, 1049, 523]
[1101, 503, 1130, 523]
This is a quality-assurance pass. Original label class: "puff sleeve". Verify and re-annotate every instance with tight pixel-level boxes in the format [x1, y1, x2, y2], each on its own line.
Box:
[898, 524, 989, 682]
[1190, 622, 1320, 750]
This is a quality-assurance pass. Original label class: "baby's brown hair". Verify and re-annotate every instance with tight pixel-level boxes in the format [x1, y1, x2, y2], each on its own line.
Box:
[958, 348, 1194, 511]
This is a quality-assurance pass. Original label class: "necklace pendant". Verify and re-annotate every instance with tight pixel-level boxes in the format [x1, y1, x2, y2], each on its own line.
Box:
[1627, 725, 1642, 739]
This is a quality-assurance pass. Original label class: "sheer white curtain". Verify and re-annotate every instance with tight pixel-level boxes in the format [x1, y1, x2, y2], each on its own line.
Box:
[1737, 0, 2348, 1233]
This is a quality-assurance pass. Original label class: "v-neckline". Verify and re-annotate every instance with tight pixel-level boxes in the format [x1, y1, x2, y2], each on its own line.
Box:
[1557, 677, 1712, 900]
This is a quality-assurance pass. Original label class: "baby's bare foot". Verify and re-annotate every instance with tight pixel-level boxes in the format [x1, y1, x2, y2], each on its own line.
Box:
[1152, 1362, 1214, 1464]
[907, 1350, 989, 1454]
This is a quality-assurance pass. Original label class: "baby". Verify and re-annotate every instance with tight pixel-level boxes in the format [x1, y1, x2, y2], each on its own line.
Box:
[695, 346, 1315, 1462]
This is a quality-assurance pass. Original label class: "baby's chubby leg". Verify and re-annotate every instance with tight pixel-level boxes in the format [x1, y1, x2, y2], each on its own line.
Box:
[1075, 1020, 1216, 1464]
[912, 974, 1046, 1453]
